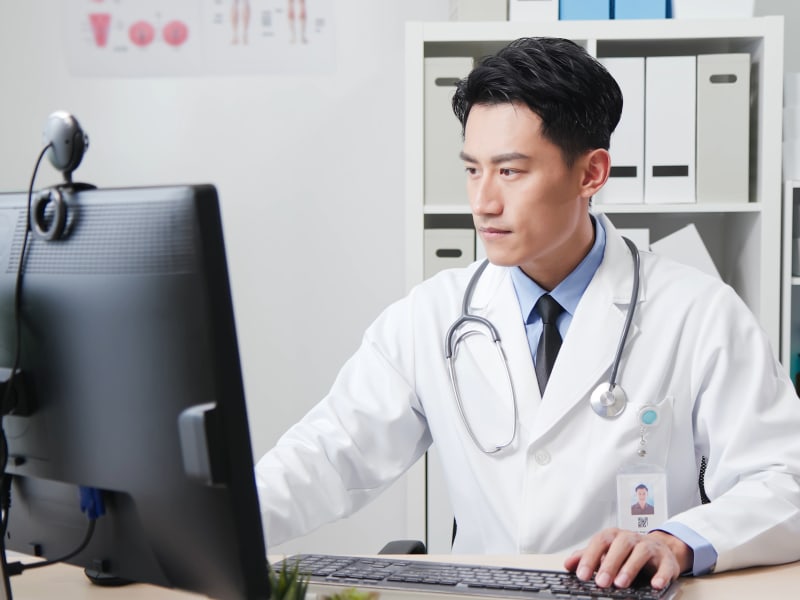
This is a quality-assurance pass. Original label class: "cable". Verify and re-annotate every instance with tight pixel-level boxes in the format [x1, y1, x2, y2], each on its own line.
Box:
[0, 143, 53, 600]
[1, 143, 51, 420]
[6, 519, 97, 576]
[0, 453, 10, 597]
[0, 139, 100, 596]
[1, 142, 50, 521]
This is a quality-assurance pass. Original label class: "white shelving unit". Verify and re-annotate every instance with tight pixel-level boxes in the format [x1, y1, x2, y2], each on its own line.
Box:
[405, 16, 784, 553]
[782, 180, 800, 385]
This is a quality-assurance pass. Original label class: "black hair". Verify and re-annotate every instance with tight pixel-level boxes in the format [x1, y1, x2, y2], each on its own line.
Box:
[635, 484, 648, 492]
[452, 37, 623, 166]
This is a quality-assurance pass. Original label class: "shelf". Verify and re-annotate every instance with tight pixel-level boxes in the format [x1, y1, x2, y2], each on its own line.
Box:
[596, 202, 762, 214]
[408, 17, 783, 360]
[414, 17, 777, 44]
[423, 204, 472, 215]
[422, 203, 763, 215]
[782, 182, 800, 367]
[409, 16, 785, 556]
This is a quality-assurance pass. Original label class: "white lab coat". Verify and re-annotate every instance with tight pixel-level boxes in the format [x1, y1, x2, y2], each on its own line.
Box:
[256, 215, 800, 572]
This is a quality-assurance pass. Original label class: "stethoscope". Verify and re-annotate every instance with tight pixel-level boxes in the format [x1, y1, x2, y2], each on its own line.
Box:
[444, 237, 641, 455]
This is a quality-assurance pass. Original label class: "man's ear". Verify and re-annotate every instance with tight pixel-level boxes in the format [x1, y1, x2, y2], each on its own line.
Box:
[578, 148, 611, 200]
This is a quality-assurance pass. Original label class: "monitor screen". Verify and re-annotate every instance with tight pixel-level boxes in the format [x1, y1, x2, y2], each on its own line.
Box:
[0, 184, 269, 599]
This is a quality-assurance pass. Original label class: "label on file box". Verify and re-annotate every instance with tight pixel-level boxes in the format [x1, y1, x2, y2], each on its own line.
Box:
[644, 56, 696, 204]
[424, 228, 475, 279]
[596, 57, 645, 204]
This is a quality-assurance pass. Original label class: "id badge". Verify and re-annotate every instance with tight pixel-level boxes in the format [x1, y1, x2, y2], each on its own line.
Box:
[617, 464, 668, 533]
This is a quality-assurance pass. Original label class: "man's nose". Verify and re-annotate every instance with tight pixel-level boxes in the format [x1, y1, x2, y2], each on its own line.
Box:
[471, 174, 501, 215]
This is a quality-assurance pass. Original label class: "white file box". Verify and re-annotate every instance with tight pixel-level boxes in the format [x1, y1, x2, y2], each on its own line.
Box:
[425, 57, 474, 206]
[644, 56, 696, 204]
[449, 0, 508, 20]
[671, 0, 753, 19]
[508, 0, 559, 22]
[596, 57, 645, 204]
[424, 229, 476, 278]
[696, 53, 750, 203]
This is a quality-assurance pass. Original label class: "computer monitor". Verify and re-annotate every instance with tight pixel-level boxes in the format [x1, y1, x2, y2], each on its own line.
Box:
[0, 184, 270, 599]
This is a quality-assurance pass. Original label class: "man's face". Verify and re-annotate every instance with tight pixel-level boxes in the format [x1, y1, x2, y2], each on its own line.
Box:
[637, 488, 648, 504]
[461, 102, 594, 288]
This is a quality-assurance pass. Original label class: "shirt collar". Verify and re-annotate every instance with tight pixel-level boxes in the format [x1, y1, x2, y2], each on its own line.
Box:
[510, 214, 606, 323]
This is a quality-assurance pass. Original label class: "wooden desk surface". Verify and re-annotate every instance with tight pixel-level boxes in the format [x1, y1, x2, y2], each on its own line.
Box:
[5, 553, 799, 598]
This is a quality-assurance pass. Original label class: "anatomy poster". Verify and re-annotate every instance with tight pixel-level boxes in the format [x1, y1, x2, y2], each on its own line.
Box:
[63, 0, 336, 76]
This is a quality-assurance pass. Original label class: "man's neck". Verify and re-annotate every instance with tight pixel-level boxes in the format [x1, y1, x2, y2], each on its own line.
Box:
[520, 214, 595, 291]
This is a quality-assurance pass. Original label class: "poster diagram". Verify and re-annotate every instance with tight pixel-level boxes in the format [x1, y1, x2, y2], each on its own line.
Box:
[63, 0, 336, 77]
[203, 0, 335, 75]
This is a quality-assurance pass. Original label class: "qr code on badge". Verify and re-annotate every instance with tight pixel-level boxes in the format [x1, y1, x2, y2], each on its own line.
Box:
[638, 517, 649, 528]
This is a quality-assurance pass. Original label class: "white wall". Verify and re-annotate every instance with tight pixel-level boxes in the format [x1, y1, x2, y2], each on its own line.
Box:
[755, 0, 800, 72]
[0, 0, 448, 555]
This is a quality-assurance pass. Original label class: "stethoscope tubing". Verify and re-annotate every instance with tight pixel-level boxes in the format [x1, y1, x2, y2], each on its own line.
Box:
[444, 259, 494, 360]
[444, 236, 641, 454]
[608, 237, 640, 389]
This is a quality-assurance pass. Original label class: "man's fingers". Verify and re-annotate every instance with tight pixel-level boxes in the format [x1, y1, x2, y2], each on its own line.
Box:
[563, 550, 583, 573]
[648, 554, 681, 590]
[606, 533, 681, 589]
[593, 531, 644, 587]
[565, 528, 683, 589]
[569, 528, 625, 582]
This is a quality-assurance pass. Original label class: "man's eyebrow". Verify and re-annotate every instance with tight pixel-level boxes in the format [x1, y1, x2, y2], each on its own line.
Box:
[459, 151, 530, 164]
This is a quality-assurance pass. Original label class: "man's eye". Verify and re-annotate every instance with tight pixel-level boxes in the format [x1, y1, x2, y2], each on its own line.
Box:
[465, 167, 477, 175]
[500, 168, 516, 176]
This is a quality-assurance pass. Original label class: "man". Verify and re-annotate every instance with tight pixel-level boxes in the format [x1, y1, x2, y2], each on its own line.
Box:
[256, 37, 800, 591]
[631, 485, 654, 516]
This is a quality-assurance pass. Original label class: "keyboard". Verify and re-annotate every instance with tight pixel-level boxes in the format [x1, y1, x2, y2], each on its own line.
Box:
[277, 554, 681, 600]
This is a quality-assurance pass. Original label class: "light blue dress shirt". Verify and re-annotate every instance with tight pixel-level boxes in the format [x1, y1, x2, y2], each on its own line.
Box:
[509, 214, 606, 362]
[508, 215, 716, 575]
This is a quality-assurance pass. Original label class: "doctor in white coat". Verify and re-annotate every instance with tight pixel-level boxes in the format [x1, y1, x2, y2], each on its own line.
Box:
[256, 37, 800, 590]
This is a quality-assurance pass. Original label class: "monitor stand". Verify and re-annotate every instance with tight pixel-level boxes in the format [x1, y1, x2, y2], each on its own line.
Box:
[84, 568, 132, 587]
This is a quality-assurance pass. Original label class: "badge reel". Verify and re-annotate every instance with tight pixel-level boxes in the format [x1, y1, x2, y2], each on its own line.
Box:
[616, 405, 668, 533]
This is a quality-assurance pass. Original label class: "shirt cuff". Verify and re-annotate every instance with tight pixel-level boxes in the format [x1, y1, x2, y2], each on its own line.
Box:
[653, 522, 717, 576]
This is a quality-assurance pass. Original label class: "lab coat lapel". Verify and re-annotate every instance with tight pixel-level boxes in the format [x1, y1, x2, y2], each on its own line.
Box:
[529, 216, 644, 440]
[468, 265, 543, 429]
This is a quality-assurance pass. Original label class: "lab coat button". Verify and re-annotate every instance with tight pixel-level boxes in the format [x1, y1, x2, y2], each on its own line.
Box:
[534, 450, 551, 465]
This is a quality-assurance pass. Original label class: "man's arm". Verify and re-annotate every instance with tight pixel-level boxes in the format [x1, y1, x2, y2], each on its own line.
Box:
[566, 284, 800, 587]
[256, 301, 432, 546]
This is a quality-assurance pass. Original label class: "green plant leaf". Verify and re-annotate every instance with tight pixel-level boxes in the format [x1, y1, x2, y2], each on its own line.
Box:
[267, 560, 310, 600]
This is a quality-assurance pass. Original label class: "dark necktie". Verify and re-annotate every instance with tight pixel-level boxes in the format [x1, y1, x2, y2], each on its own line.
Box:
[535, 294, 564, 395]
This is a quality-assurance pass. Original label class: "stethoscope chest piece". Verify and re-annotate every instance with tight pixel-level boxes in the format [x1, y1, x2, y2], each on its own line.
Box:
[590, 383, 627, 418]
[587, 236, 640, 420]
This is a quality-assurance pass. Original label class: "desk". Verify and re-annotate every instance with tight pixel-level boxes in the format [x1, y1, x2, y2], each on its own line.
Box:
[4, 554, 800, 598]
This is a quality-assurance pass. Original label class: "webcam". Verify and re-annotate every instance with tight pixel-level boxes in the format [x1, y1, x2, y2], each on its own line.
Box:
[32, 112, 92, 241]
[42, 111, 89, 183]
